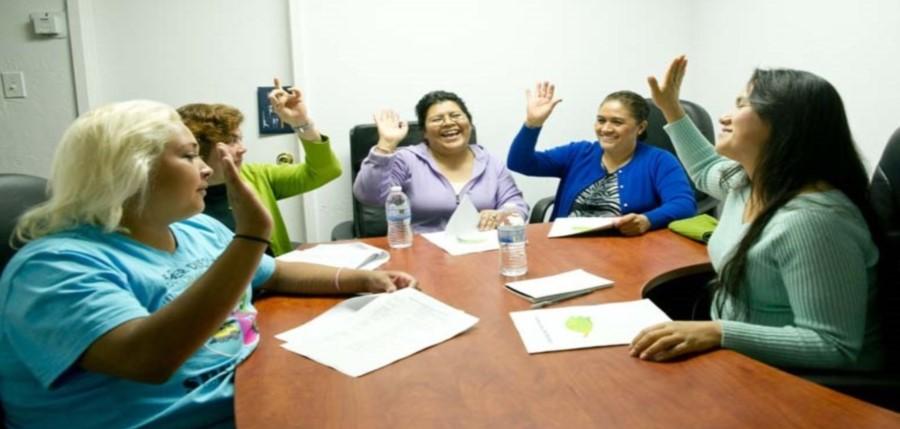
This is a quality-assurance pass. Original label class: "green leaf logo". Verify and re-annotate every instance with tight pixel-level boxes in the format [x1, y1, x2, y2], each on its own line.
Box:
[565, 315, 593, 337]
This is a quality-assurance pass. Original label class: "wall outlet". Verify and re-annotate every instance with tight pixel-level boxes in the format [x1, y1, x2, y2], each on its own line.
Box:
[2, 72, 27, 98]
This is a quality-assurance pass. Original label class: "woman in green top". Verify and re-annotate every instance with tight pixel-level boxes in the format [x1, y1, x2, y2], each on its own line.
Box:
[179, 78, 342, 255]
[630, 56, 884, 370]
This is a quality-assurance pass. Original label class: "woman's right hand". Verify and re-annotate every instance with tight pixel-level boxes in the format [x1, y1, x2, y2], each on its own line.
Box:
[217, 143, 273, 240]
[648, 55, 688, 123]
[373, 109, 408, 153]
[525, 81, 563, 128]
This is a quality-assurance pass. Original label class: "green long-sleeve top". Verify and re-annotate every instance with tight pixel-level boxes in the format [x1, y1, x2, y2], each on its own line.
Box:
[205, 135, 342, 256]
[664, 117, 882, 370]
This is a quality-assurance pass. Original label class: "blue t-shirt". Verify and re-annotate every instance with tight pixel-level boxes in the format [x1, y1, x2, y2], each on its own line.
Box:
[0, 214, 276, 429]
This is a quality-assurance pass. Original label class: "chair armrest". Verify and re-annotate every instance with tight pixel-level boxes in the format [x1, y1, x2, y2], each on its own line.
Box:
[529, 196, 555, 224]
[331, 220, 355, 241]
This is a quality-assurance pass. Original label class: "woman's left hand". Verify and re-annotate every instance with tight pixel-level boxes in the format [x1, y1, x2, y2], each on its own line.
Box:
[478, 210, 503, 230]
[268, 77, 311, 128]
[362, 270, 417, 293]
[630, 321, 722, 361]
[616, 213, 651, 236]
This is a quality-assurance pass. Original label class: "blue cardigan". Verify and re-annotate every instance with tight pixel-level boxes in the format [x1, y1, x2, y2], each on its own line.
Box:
[507, 125, 696, 229]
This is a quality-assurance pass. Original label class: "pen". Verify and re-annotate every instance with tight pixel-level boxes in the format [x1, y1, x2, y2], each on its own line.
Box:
[530, 289, 594, 309]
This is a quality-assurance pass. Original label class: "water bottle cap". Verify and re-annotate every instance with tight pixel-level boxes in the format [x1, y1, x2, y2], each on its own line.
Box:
[390, 185, 402, 192]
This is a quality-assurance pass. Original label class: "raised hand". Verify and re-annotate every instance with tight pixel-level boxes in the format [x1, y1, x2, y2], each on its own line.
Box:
[525, 81, 563, 128]
[268, 77, 310, 128]
[373, 109, 409, 153]
[216, 143, 272, 240]
[647, 55, 688, 123]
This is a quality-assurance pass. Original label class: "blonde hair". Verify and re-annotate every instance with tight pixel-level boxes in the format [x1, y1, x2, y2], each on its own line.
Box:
[15, 100, 184, 242]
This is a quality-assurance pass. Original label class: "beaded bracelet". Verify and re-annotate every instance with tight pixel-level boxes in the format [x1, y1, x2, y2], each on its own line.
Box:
[334, 267, 343, 291]
[233, 234, 271, 247]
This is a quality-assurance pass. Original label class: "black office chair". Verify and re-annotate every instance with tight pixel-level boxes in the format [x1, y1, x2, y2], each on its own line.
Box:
[330, 123, 477, 240]
[528, 98, 719, 224]
[1, 174, 49, 272]
[787, 126, 900, 412]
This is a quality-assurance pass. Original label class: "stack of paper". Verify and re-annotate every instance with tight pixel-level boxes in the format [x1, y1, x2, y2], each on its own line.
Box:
[277, 242, 389, 270]
[509, 299, 671, 354]
[505, 269, 614, 304]
[276, 288, 479, 377]
[547, 216, 620, 238]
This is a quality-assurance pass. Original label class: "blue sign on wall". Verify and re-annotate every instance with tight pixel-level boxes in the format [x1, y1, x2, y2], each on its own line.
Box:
[257, 86, 294, 135]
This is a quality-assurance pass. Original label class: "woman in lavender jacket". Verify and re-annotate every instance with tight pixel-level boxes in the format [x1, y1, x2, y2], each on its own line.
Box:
[353, 90, 529, 233]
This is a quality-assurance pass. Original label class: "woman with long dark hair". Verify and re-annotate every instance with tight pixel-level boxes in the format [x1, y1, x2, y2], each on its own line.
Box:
[630, 56, 883, 370]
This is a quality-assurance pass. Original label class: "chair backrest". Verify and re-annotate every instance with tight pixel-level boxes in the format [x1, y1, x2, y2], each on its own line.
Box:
[1, 174, 49, 272]
[871, 127, 900, 249]
[348, 123, 477, 238]
[870, 126, 900, 368]
[644, 98, 718, 211]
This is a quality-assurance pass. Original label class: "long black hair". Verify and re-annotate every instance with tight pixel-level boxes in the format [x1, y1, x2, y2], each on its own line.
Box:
[713, 69, 882, 318]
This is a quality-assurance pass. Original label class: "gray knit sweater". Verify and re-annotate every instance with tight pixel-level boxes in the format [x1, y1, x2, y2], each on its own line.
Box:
[664, 117, 882, 370]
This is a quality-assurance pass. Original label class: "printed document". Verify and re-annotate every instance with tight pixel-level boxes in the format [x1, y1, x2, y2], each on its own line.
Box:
[505, 269, 614, 303]
[509, 299, 670, 354]
[277, 242, 389, 270]
[547, 216, 620, 238]
[277, 288, 479, 377]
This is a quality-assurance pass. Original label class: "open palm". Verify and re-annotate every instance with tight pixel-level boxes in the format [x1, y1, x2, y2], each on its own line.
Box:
[374, 109, 409, 147]
[526, 81, 563, 127]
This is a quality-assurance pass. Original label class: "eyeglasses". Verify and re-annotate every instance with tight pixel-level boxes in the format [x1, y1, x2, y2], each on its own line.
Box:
[426, 111, 467, 126]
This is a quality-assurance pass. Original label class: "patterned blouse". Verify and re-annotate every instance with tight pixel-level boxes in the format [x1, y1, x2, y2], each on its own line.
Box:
[570, 167, 622, 217]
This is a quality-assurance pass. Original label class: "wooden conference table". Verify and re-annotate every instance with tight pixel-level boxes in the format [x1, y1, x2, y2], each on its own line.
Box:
[236, 224, 900, 428]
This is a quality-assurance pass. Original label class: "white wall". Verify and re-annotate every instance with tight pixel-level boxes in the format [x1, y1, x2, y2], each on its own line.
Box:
[5, 0, 900, 243]
[291, 0, 694, 241]
[690, 0, 900, 172]
[75, 0, 310, 241]
[0, 0, 78, 177]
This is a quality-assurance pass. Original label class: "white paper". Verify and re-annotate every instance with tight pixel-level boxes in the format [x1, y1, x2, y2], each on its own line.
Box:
[278, 288, 479, 377]
[509, 299, 671, 354]
[445, 194, 481, 238]
[506, 269, 614, 301]
[547, 216, 620, 238]
[276, 242, 389, 270]
[421, 230, 499, 256]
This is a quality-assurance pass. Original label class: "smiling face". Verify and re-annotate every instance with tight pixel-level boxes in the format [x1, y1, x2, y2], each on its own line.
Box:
[423, 101, 472, 157]
[715, 87, 771, 170]
[204, 127, 246, 185]
[142, 125, 213, 223]
[594, 100, 647, 157]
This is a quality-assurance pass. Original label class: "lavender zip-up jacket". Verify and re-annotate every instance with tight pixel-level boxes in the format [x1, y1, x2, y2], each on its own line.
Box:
[353, 143, 529, 233]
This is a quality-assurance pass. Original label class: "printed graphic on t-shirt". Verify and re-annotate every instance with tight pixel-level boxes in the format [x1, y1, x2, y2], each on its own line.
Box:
[158, 255, 259, 391]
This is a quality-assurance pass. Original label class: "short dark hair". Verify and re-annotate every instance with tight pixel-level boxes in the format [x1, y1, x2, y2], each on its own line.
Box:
[601, 90, 650, 140]
[415, 90, 473, 128]
[177, 103, 243, 159]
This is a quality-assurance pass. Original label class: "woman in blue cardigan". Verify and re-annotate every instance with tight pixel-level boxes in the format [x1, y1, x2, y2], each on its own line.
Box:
[507, 82, 696, 235]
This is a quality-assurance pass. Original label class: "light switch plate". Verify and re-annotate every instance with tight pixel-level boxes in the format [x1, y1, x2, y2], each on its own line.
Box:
[2, 72, 27, 98]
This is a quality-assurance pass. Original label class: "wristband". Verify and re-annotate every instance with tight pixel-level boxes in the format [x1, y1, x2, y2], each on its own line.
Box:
[292, 122, 312, 134]
[234, 234, 271, 247]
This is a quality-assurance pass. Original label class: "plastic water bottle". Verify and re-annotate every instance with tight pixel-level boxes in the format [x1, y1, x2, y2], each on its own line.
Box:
[385, 185, 413, 248]
[497, 203, 527, 277]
